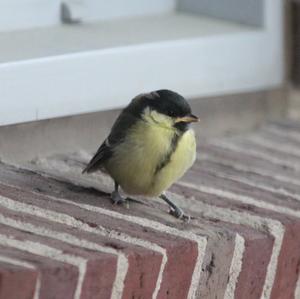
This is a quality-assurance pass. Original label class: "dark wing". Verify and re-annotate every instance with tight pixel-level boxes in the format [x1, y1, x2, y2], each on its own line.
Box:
[82, 139, 112, 174]
[82, 111, 138, 174]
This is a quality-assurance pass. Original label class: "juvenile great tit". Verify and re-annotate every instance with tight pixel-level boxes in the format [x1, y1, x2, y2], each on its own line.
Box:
[83, 89, 199, 220]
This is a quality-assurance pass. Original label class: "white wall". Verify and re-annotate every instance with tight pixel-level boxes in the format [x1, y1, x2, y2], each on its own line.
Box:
[83, 0, 176, 22]
[0, 0, 284, 126]
[0, 0, 61, 31]
[0, 0, 176, 31]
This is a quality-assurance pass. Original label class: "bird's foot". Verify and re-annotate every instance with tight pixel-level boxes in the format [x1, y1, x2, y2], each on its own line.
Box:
[111, 191, 126, 205]
[160, 193, 190, 222]
[169, 207, 191, 222]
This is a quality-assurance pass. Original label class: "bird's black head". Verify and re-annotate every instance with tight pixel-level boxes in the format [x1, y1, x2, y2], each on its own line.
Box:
[149, 89, 191, 118]
[126, 89, 199, 131]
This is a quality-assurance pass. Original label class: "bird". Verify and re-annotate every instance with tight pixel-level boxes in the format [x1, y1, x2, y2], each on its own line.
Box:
[82, 89, 199, 220]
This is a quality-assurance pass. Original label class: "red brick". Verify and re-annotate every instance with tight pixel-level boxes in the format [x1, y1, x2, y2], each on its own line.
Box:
[0, 183, 197, 299]
[172, 183, 300, 299]
[198, 143, 297, 180]
[0, 201, 163, 299]
[0, 120, 299, 299]
[0, 245, 78, 299]
[0, 262, 37, 299]
[0, 162, 279, 299]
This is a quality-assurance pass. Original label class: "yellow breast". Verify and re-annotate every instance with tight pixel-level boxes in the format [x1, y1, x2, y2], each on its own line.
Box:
[150, 129, 196, 196]
[105, 120, 196, 197]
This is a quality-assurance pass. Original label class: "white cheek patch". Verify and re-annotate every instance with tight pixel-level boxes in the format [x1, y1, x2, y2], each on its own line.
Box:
[142, 108, 173, 128]
[151, 110, 170, 123]
[141, 107, 155, 123]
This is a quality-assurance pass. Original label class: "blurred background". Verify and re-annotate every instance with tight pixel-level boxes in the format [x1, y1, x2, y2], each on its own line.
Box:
[0, 0, 298, 163]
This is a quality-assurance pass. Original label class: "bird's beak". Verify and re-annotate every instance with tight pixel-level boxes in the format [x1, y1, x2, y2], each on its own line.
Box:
[175, 114, 200, 123]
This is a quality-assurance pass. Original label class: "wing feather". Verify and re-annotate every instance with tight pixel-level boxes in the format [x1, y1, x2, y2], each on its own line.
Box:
[82, 140, 112, 173]
[82, 111, 138, 173]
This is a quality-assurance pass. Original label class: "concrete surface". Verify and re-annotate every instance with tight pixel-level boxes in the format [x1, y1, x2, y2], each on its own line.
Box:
[0, 120, 299, 298]
[0, 88, 287, 163]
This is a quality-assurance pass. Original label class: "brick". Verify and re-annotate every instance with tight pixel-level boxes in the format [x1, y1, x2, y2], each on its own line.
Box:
[194, 159, 300, 197]
[0, 182, 198, 299]
[198, 143, 298, 182]
[195, 222, 273, 299]
[0, 262, 37, 299]
[0, 169, 273, 299]
[0, 165, 227, 298]
[172, 180, 300, 299]
[186, 167, 300, 210]
[0, 245, 78, 299]
[0, 215, 140, 299]
[0, 120, 299, 298]
[259, 128, 300, 148]
[0, 192, 163, 299]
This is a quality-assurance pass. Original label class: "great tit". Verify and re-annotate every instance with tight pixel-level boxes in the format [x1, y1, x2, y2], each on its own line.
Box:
[83, 89, 199, 220]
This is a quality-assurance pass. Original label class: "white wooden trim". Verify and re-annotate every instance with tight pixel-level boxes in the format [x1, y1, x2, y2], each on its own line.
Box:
[0, 0, 284, 126]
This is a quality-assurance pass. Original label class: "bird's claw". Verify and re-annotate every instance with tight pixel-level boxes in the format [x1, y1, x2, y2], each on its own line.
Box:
[111, 191, 126, 205]
[169, 208, 191, 222]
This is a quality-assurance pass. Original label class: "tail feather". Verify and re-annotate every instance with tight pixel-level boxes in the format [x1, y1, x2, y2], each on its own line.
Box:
[82, 163, 95, 174]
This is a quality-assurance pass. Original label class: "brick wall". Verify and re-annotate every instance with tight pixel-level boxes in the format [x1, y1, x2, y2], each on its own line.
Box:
[0, 120, 299, 298]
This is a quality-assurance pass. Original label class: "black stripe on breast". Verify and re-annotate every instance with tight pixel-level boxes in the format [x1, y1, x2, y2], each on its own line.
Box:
[154, 132, 181, 175]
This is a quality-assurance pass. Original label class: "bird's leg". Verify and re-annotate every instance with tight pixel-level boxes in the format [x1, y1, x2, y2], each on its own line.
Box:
[111, 182, 126, 205]
[159, 193, 190, 221]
